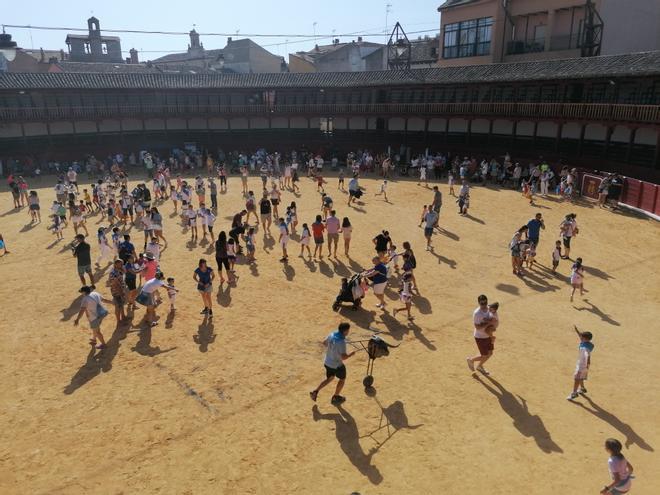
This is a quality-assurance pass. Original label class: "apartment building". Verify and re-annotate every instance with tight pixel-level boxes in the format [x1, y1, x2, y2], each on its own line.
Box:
[437, 0, 660, 66]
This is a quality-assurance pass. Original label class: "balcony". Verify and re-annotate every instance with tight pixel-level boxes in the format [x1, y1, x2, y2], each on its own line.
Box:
[549, 34, 581, 51]
[506, 40, 545, 55]
[0, 102, 658, 126]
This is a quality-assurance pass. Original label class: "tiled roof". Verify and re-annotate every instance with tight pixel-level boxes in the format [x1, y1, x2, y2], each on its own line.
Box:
[1, 51, 659, 90]
[410, 38, 440, 64]
[438, 0, 481, 11]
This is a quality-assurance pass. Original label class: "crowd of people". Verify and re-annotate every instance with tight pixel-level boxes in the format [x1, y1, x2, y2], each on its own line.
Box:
[1, 144, 636, 494]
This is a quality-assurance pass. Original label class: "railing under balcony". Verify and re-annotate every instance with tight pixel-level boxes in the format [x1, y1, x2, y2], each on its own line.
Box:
[0, 102, 658, 125]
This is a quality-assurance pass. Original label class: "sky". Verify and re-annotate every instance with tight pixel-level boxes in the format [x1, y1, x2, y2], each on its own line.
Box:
[3, 0, 441, 61]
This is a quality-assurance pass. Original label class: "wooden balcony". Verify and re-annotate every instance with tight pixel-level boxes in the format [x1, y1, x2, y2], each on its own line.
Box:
[1, 102, 659, 126]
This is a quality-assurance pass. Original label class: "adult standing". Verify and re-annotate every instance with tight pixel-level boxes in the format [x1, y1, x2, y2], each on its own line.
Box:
[364, 256, 388, 309]
[215, 231, 234, 284]
[108, 259, 127, 324]
[466, 294, 496, 375]
[372, 230, 392, 260]
[326, 210, 341, 258]
[118, 234, 136, 264]
[430, 185, 442, 228]
[73, 285, 109, 350]
[341, 217, 353, 257]
[526, 213, 546, 247]
[560, 213, 578, 260]
[150, 207, 167, 245]
[72, 234, 94, 285]
[124, 253, 142, 309]
[259, 193, 272, 232]
[309, 322, 356, 405]
[423, 208, 438, 251]
[193, 258, 215, 317]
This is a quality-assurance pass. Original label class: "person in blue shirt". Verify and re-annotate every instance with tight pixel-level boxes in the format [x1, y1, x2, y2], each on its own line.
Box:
[310, 322, 356, 405]
[526, 212, 545, 246]
[364, 256, 389, 309]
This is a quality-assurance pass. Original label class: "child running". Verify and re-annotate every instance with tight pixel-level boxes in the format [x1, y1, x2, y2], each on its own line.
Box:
[570, 257, 585, 302]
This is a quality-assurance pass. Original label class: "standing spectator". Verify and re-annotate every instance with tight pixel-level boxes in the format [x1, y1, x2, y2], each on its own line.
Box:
[326, 210, 341, 258]
[560, 213, 579, 259]
[311, 215, 326, 260]
[526, 213, 546, 247]
[423, 208, 438, 251]
[341, 217, 353, 257]
[108, 259, 127, 324]
[73, 285, 109, 350]
[193, 258, 215, 317]
[73, 234, 94, 285]
[430, 186, 442, 227]
[309, 322, 356, 405]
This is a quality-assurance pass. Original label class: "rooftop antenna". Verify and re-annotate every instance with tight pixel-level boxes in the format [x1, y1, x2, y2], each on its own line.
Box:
[387, 21, 411, 70]
[385, 3, 393, 32]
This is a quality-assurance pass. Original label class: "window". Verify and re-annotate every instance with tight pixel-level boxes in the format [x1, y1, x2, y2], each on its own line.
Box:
[102, 43, 108, 55]
[84, 42, 91, 54]
[443, 17, 492, 59]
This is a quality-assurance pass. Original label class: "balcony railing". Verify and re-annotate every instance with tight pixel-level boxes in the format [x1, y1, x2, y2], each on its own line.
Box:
[0, 102, 658, 125]
[506, 40, 545, 55]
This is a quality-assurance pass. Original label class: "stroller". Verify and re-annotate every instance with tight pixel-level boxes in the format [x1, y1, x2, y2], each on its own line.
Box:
[349, 335, 399, 389]
[332, 273, 365, 311]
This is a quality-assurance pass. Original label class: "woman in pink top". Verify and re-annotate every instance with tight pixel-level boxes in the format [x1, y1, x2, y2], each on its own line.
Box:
[142, 252, 158, 281]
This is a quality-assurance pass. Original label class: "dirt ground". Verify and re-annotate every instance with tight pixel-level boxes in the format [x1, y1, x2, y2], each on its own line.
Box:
[0, 172, 658, 495]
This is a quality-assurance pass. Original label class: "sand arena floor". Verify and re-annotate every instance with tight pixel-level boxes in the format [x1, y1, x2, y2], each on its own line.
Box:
[0, 173, 659, 494]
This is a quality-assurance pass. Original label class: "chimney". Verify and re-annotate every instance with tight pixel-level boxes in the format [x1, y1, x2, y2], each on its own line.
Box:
[129, 48, 139, 64]
[227, 37, 232, 44]
[39, 48, 45, 62]
[357, 36, 363, 42]
[315, 44, 319, 51]
[60, 49, 65, 60]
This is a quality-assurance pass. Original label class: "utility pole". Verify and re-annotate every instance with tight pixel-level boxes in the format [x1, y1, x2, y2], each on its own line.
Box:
[385, 3, 393, 33]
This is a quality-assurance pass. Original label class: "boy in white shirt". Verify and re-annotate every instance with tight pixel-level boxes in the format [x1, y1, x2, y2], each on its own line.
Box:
[567, 327, 594, 400]
[202, 207, 216, 240]
[375, 180, 388, 202]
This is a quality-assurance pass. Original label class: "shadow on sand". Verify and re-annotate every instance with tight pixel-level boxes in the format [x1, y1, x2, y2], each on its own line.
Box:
[474, 374, 563, 454]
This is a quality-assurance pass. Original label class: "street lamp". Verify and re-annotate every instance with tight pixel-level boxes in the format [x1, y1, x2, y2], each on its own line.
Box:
[0, 32, 18, 72]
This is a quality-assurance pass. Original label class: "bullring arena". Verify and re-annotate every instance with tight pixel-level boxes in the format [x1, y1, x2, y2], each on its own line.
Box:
[1, 172, 658, 494]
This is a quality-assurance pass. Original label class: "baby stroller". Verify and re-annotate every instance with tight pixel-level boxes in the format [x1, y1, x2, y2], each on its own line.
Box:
[332, 273, 365, 311]
[349, 335, 400, 389]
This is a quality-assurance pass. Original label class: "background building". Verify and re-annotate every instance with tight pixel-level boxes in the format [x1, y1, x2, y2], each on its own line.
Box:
[437, 0, 660, 67]
[289, 38, 387, 72]
[153, 32, 286, 74]
[65, 17, 123, 63]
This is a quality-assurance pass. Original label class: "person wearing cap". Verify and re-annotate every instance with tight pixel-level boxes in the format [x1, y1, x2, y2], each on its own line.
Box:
[74, 285, 109, 349]
[142, 252, 158, 281]
[72, 234, 94, 285]
[466, 295, 498, 375]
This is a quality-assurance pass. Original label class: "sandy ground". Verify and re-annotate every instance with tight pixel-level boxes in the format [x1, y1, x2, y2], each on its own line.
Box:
[0, 172, 658, 495]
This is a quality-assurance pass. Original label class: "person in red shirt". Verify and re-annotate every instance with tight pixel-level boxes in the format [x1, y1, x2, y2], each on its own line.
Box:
[311, 215, 326, 260]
